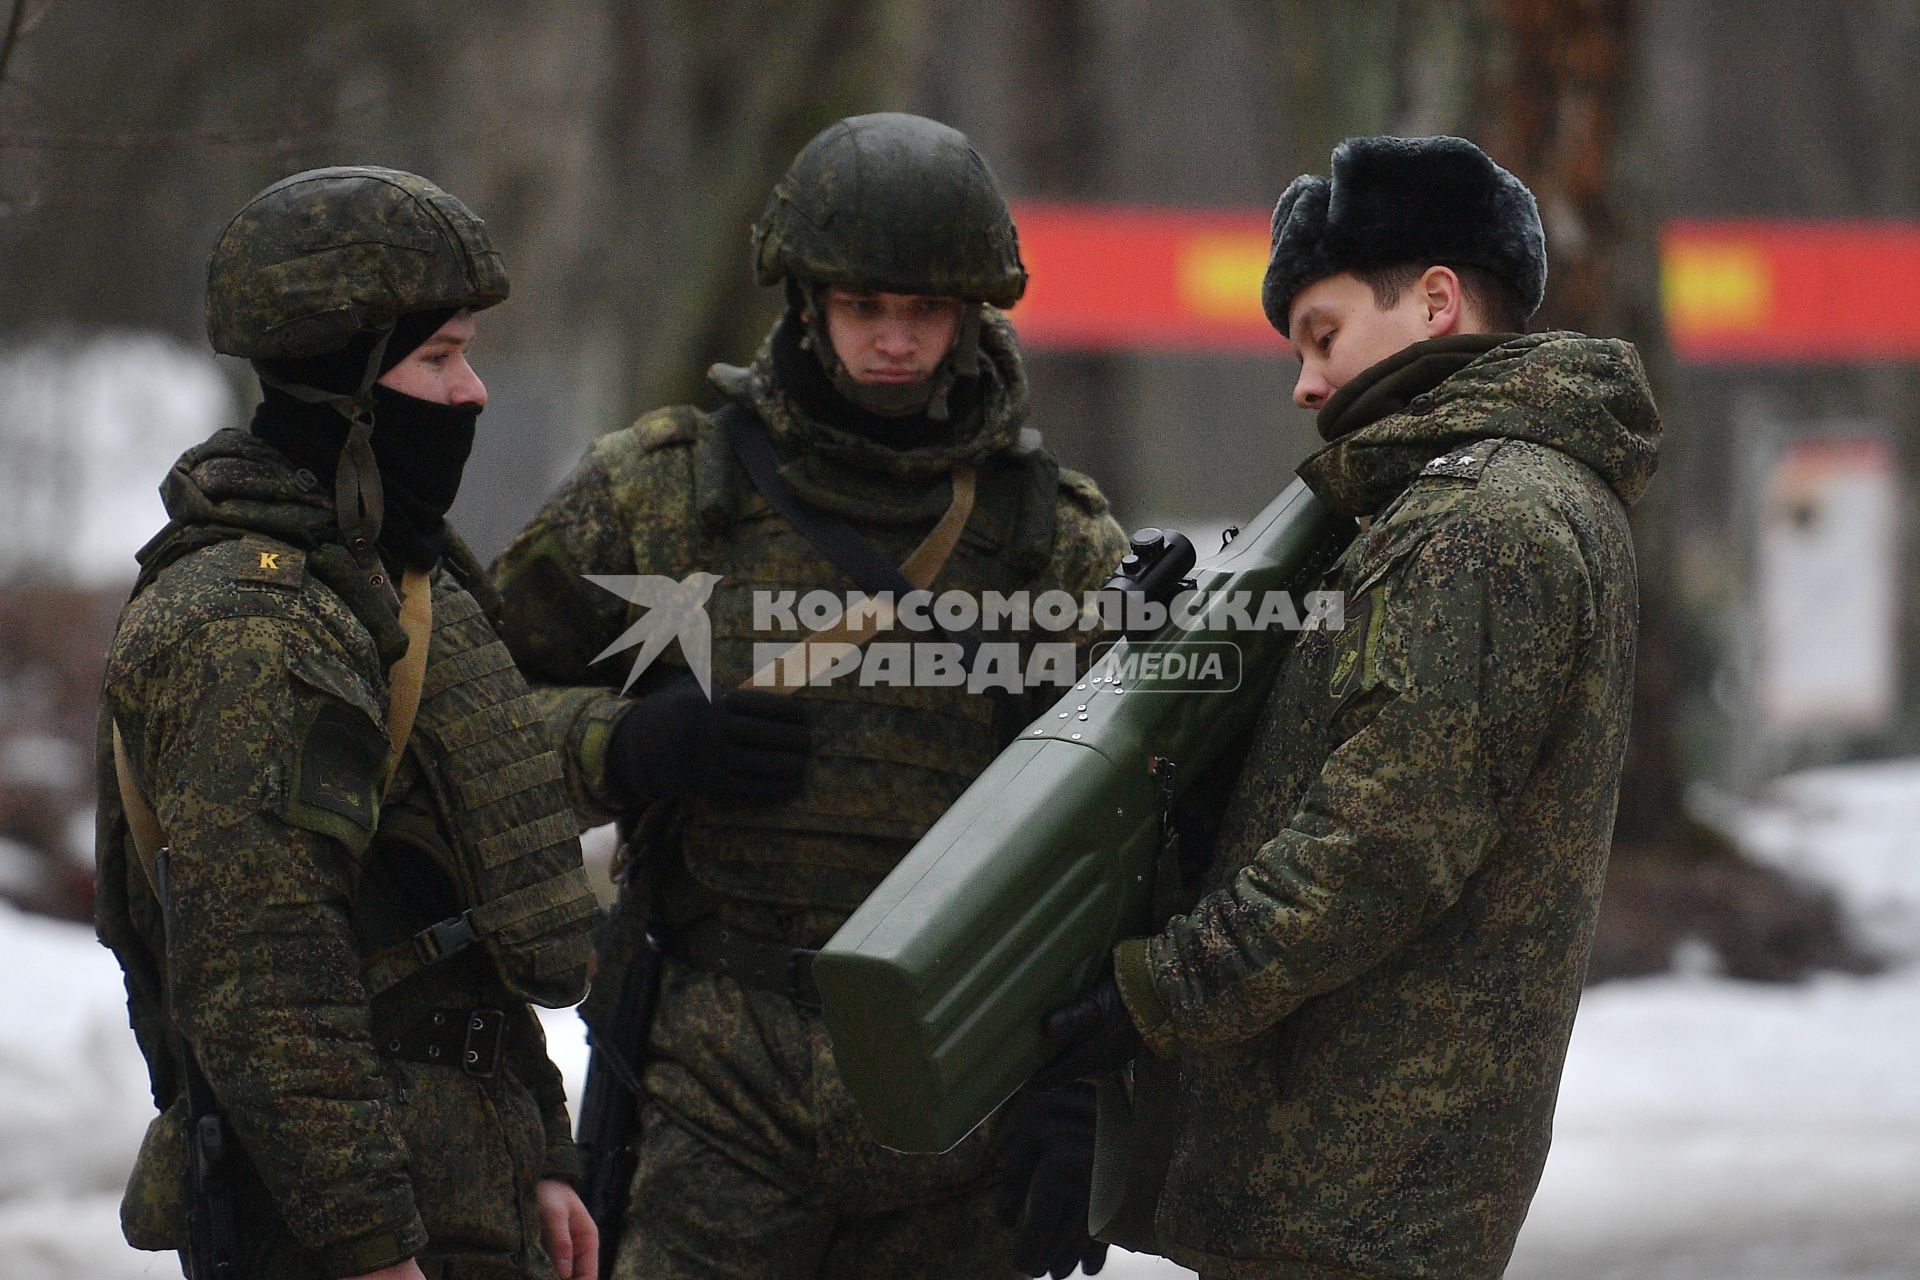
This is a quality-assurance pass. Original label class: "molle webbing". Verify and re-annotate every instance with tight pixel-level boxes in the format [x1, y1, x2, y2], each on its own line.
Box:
[748, 459, 978, 690]
[394, 575, 597, 1006]
[674, 474, 1032, 911]
[659, 918, 821, 1009]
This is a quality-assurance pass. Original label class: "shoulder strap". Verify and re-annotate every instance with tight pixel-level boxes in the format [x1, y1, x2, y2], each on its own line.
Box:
[719, 403, 980, 662]
[382, 569, 433, 798]
[747, 463, 978, 690]
[111, 723, 165, 894]
[130, 522, 240, 599]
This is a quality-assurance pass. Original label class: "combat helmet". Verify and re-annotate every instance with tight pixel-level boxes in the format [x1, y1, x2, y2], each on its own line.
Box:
[207, 165, 508, 363]
[752, 113, 1026, 307]
[206, 166, 507, 566]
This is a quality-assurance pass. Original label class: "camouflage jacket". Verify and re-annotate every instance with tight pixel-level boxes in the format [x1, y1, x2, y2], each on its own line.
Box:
[494, 309, 1128, 940]
[96, 430, 590, 1280]
[1111, 333, 1661, 1278]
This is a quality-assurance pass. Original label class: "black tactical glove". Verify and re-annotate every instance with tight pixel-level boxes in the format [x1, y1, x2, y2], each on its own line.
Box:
[605, 671, 811, 807]
[1031, 971, 1144, 1088]
[994, 1084, 1109, 1279]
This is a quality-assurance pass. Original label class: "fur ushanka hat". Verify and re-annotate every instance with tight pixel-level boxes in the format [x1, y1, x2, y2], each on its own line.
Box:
[1260, 135, 1546, 336]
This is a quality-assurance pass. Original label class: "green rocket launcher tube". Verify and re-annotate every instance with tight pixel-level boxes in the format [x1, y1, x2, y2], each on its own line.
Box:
[814, 478, 1354, 1153]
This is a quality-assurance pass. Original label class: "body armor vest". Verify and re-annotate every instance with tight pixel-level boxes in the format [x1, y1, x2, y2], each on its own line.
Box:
[362, 568, 599, 1007]
[645, 415, 1062, 912]
[115, 511, 598, 1010]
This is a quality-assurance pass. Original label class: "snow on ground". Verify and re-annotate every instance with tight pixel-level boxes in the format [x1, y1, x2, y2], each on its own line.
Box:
[0, 902, 174, 1279]
[0, 839, 47, 901]
[1724, 758, 1920, 965]
[8, 762, 1920, 1278]
[0, 332, 233, 586]
[1508, 966, 1920, 1279]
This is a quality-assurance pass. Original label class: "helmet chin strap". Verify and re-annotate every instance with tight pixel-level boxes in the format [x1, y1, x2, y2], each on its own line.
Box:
[252, 324, 395, 570]
[796, 281, 983, 422]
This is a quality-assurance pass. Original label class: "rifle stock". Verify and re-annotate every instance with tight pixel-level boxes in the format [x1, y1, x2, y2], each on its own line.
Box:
[154, 848, 243, 1280]
[576, 898, 663, 1280]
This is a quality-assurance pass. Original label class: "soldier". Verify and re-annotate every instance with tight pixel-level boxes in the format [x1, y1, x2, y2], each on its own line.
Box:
[96, 167, 604, 1280]
[492, 114, 1130, 1279]
[1041, 136, 1663, 1278]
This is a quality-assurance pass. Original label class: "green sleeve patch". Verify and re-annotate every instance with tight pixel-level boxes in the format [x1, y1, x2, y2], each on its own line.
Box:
[1329, 586, 1389, 698]
[282, 647, 387, 854]
[494, 530, 623, 683]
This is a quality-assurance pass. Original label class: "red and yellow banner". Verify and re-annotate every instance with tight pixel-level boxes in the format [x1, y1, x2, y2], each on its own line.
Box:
[1008, 202, 1920, 365]
[1010, 203, 1283, 355]
[1660, 220, 1920, 362]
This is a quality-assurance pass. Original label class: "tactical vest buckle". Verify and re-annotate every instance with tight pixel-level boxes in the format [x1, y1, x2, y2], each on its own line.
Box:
[415, 911, 478, 965]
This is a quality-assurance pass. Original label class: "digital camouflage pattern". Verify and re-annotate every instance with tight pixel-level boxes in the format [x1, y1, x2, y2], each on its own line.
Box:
[96, 429, 593, 1280]
[752, 113, 1027, 305]
[207, 166, 509, 361]
[1110, 332, 1660, 1279]
[492, 308, 1127, 1279]
[614, 964, 1020, 1279]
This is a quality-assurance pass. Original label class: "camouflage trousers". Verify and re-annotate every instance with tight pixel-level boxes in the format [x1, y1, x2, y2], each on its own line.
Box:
[612, 961, 1022, 1280]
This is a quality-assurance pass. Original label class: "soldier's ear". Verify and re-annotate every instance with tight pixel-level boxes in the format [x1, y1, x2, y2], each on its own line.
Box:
[1419, 266, 1465, 338]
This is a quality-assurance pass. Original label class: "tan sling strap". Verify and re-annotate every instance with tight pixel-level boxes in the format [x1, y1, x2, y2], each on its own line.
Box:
[382, 569, 433, 797]
[111, 723, 167, 894]
[747, 464, 978, 691]
[111, 566, 437, 883]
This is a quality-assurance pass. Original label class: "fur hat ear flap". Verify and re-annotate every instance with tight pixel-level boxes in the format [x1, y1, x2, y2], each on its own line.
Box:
[1261, 174, 1335, 333]
[1261, 135, 1547, 337]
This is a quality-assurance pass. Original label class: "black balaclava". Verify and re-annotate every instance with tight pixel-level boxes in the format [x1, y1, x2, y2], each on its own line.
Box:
[250, 306, 478, 570]
[776, 282, 984, 449]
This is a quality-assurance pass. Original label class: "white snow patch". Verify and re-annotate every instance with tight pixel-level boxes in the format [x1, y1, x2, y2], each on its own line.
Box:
[0, 1192, 171, 1280]
[0, 734, 87, 791]
[0, 901, 153, 1203]
[63, 807, 98, 870]
[1716, 759, 1920, 962]
[0, 332, 234, 585]
[0, 839, 43, 899]
[1509, 964, 1920, 1276]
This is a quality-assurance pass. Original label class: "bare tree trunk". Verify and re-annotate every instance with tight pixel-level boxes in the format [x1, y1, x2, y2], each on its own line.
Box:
[602, 0, 925, 420]
[998, 0, 1129, 502]
[1473, 0, 1638, 337]
[0, 1, 29, 104]
[1467, 1, 1689, 844]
